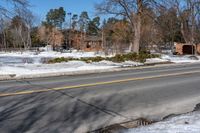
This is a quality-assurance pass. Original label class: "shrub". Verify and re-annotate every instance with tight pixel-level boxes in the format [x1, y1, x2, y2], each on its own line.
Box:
[91, 56, 105, 62]
[138, 54, 147, 63]
[80, 56, 105, 63]
[122, 52, 137, 61]
[48, 57, 71, 63]
[80, 57, 92, 63]
[47, 52, 160, 64]
[110, 54, 125, 63]
[49, 58, 63, 63]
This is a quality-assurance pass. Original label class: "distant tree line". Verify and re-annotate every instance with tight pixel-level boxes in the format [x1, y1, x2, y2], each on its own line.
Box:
[1, 0, 200, 54]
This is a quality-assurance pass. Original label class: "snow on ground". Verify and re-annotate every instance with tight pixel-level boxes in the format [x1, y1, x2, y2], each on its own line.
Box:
[145, 58, 169, 64]
[0, 50, 200, 77]
[0, 50, 106, 58]
[126, 111, 200, 133]
[146, 54, 200, 64]
[0, 60, 144, 77]
[0, 61, 143, 77]
[0, 51, 141, 77]
[161, 54, 200, 63]
[0, 50, 108, 65]
[0, 61, 118, 76]
[93, 60, 143, 67]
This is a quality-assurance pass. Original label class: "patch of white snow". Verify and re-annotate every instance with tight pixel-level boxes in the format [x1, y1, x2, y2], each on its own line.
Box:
[126, 111, 200, 133]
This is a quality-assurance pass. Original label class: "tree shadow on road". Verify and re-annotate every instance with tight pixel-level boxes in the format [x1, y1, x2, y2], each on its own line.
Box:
[0, 77, 164, 133]
[0, 86, 135, 133]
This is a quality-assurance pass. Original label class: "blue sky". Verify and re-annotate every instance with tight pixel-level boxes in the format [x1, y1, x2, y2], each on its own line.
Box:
[29, 0, 101, 22]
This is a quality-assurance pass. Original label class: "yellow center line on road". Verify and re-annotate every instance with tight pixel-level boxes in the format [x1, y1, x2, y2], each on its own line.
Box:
[0, 70, 200, 97]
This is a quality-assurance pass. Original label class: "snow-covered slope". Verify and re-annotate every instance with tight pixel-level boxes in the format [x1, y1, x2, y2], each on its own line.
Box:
[126, 111, 200, 133]
[0, 51, 142, 77]
[0, 61, 142, 77]
[161, 55, 200, 63]
[1, 51, 200, 78]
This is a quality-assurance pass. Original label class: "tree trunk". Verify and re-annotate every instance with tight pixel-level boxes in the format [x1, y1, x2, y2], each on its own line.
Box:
[181, 22, 191, 45]
[132, 18, 141, 53]
[128, 42, 133, 52]
[131, 0, 142, 54]
[27, 27, 32, 49]
[2, 30, 7, 50]
[191, 4, 195, 55]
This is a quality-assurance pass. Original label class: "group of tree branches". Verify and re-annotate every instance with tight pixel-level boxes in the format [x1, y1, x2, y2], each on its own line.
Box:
[97, 0, 200, 53]
[1, 0, 200, 54]
[0, 1, 102, 51]
[0, 0, 33, 50]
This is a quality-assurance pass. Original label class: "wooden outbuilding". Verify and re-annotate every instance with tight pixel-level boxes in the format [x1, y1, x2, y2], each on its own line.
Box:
[174, 42, 200, 55]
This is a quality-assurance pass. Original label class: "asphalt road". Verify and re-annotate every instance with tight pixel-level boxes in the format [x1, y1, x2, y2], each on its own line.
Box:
[0, 63, 200, 133]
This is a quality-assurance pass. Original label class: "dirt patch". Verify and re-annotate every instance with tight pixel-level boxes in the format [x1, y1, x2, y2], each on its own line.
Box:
[193, 103, 200, 111]
[90, 105, 200, 133]
[89, 118, 156, 133]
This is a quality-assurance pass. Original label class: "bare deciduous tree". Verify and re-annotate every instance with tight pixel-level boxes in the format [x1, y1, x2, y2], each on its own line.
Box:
[96, 0, 162, 53]
[0, 0, 29, 18]
[172, 0, 200, 45]
[0, 0, 29, 50]
[15, 8, 35, 49]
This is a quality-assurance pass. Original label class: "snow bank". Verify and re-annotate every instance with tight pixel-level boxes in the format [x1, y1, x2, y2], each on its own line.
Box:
[145, 58, 169, 64]
[0, 51, 143, 77]
[0, 61, 117, 76]
[0, 51, 107, 65]
[126, 111, 200, 133]
[161, 55, 200, 63]
[0, 50, 105, 58]
[1, 51, 200, 78]
[0, 60, 143, 77]
[144, 54, 200, 64]
[93, 60, 143, 67]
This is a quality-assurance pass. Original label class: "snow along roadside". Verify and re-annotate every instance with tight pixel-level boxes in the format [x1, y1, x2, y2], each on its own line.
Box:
[0, 61, 197, 81]
[126, 111, 200, 133]
[0, 60, 136, 80]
